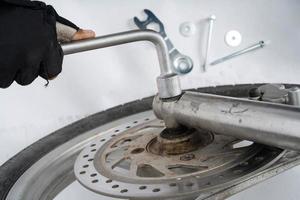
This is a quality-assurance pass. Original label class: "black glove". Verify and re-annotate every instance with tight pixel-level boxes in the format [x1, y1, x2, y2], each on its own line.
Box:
[0, 0, 79, 88]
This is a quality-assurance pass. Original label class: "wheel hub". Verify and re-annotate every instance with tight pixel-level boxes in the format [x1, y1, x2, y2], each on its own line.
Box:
[149, 127, 213, 156]
[74, 116, 283, 199]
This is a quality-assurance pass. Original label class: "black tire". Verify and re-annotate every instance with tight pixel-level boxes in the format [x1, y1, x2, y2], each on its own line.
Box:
[0, 83, 293, 199]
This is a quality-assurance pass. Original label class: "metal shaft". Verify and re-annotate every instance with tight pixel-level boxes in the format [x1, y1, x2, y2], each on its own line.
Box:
[210, 41, 266, 65]
[61, 30, 182, 99]
[203, 15, 216, 71]
[153, 91, 300, 151]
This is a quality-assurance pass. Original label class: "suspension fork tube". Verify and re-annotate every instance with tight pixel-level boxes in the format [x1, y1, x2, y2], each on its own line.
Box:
[153, 91, 300, 151]
[61, 30, 182, 99]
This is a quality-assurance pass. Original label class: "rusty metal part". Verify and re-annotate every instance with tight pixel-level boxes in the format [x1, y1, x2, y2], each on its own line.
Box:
[149, 128, 213, 155]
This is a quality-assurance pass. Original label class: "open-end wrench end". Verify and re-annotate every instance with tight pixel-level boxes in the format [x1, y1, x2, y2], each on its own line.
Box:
[144, 9, 153, 14]
[133, 17, 144, 29]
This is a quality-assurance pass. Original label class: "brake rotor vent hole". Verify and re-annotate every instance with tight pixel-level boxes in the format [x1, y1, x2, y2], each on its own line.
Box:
[90, 173, 97, 177]
[122, 139, 132, 144]
[186, 182, 194, 187]
[131, 148, 145, 154]
[139, 186, 147, 190]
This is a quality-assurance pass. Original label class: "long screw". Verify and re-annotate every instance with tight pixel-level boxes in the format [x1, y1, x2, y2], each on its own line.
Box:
[210, 41, 267, 66]
[203, 15, 216, 72]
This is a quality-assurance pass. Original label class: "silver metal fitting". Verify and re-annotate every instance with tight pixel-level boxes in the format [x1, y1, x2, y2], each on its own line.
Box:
[288, 87, 300, 106]
[156, 73, 182, 99]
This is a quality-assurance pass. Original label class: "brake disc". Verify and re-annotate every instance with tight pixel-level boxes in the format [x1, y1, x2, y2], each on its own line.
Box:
[74, 115, 284, 199]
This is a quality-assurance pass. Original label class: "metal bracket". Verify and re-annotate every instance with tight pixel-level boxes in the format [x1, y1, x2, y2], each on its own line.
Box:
[250, 84, 300, 106]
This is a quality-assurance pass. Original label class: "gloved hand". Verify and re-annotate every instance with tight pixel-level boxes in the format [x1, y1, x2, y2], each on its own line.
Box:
[0, 0, 95, 88]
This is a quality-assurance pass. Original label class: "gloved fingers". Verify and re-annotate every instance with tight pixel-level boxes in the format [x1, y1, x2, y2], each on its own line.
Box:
[39, 41, 63, 80]
[15, 47, 45, 86]
[0, 46, 18, 88]
[14, 63, 40, 86]
[0, 69, 17, 88]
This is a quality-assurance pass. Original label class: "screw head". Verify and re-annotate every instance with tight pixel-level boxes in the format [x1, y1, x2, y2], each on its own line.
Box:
[209, 15, 216, 20]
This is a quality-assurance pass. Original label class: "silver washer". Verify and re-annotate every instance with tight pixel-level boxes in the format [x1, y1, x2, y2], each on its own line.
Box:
[225, 30, 242, 47]
[179, 22, 196, 37]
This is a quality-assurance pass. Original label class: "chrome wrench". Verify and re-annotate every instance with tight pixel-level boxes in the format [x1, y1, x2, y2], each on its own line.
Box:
[134, 9, 193, 74]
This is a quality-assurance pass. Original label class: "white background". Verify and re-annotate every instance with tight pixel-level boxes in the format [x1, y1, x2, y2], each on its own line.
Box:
[1, 0, 300, 199]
